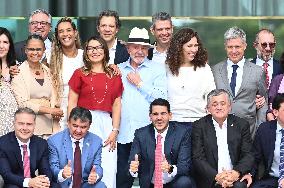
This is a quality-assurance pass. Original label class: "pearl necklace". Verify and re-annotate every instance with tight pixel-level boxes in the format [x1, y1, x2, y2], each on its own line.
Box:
[90, 73, 108, 104]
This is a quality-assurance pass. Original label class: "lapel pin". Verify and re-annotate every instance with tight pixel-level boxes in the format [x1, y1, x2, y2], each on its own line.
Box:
[231, 124, 234, 127]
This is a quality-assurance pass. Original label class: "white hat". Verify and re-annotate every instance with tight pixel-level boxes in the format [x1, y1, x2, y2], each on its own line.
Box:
[126, 27, 153, 47]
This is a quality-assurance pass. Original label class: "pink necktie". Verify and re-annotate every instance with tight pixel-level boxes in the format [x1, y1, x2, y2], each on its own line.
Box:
[154, 134, 163, 188]
[22, 144, 31, 178]
[263, 62, 270, 88]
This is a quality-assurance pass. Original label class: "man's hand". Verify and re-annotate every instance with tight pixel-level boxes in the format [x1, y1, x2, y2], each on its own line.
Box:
[62, 160, 72, 179]
[88, 165, 97, 184]
[267, 112, 276, 121]
[9, 65, 20, 76]
[255, 95, 265, 109]
[240, 173, 252, 187]
[127, 72, 142, 87]
[215, 169, 240, 187]
[28, 175, 50, 188]
[130, 154, 139, 173]
[279, 178, 284, 188]
[109, 64, 121, 76]
[161, 155, 171, 173]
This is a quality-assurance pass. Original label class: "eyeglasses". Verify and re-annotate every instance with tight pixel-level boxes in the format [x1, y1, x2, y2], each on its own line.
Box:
[86, 45, 104, 52]
[259, 42, 276, 49]
[26, 48, 43, 52]
[30, 21, 50, 27]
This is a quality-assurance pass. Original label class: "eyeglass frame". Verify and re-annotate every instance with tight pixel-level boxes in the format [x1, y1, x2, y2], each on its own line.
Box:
[86, 45, 104, 53]
[29, 21, 51, 27]
[257, 42, 276, 49]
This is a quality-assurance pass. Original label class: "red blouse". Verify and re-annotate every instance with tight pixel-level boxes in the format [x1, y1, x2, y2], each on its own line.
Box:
[69, 68, 123, 112]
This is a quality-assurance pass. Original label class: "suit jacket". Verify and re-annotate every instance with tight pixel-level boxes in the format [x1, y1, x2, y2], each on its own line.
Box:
[47, 129, 103, 187]
[192, 114, 254, 188]
[0, 132, 52, 187]
[251, 120, 277, 179]
[14, 40, 27, 63]
[129, 122, 191, 188]
[114, 40, 129, 65]
[212, 59, 268, 137]
[251, 58, 283, 79]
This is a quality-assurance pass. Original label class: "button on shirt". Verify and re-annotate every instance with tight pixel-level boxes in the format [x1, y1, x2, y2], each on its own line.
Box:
[269, 122, 282, 177]
[16, 138, 31, 188]
[212, 118, 233, 173]
[117, 58, 167, 144]
[227, 57, 245, 96]
[255, 57, 273, 86]
[108, 38, 118, 65]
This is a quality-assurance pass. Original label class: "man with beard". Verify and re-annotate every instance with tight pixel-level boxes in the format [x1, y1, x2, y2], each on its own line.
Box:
[14, 9, 52, 63]
[116, 27, 167, 188]
[251, 29, 283, 88]
[148, 12, 173, 64]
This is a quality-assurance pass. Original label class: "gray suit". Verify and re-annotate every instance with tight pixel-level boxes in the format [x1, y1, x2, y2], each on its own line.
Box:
[211, 59, 268, 138]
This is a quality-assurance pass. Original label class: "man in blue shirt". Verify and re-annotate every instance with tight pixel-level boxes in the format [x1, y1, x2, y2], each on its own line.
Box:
[116, 27, 167, 188]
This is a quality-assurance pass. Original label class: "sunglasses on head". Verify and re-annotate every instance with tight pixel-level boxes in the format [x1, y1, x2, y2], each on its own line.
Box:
[259, 42, 276, 49]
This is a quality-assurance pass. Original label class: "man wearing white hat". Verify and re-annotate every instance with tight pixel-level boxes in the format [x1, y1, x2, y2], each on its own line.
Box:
[116, 27, 167, 188]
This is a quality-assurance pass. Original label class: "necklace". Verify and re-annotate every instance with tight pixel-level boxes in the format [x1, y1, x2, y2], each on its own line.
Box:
[28, 62, 42, 76]
[90, 73, 108, 104]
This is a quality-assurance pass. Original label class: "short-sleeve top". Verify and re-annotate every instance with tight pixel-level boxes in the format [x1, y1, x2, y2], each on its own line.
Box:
[69, 68, 123, 112]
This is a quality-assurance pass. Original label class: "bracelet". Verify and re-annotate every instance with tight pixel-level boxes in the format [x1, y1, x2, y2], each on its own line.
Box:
[136, 81, 143, 89]
[112, 128, 119, 133]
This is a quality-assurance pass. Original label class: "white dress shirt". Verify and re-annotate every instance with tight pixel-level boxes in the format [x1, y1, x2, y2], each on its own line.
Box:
[16, 137, 31, 188]
[269, 122, 282, 177]
[152, 47, 167, 64]
[227, 57, 245, 95]
[108, 38, 118, 65]
[212, 118, 233, 173]
[255, 57, 274, 86]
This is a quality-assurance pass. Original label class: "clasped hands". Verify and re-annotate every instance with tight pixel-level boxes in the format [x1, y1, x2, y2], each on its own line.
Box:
[130, 154, 172, 173]
[28, 175, 50, 188]
[215, 169, 252, 188]
[62, 160, 98, 184]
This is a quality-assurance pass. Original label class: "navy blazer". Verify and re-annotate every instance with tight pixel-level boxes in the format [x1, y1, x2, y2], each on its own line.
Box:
[251, 58, 283, 79]
[114, 40, 129, 65]
[0, 132, 53, 187]
[252, 120, 277, 178]
[129, 122, 191, 188]
[14, 40, 27, 63]
[192, 114, 254, 188]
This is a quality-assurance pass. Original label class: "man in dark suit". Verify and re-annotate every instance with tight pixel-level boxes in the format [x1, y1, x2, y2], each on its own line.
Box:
[14, 8, 52, 63]
[96, 10, 129, 65]
[211, 26, 268, 138]
[0, 107, 53, 188]
[251, 93, 284, 188]
[192, 89, 254, 188]
[129, 98, 193, 188]
[47, 107, 105, 188]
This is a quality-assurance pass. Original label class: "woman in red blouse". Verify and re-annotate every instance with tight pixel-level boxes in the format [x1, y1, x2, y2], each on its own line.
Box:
[68, 36, 123, 188]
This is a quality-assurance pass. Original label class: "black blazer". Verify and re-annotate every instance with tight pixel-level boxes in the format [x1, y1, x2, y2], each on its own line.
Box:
[251, 58, 283, 79]
[14, 40, 27, 63]
[252, 120, 277, 179]
[192, 114, 254, 188]
[0, 132, 53, 187]
[129, 122, 191, 188]
[114, 40, 129, 65]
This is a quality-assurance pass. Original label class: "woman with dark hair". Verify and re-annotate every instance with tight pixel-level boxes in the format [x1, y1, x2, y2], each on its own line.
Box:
[0, 27, 17, 82]
[11, 34, 63, 138]
[48, 17, 84, 130]
[166, 28, 215, 124]
[68, 35, 123, 188]
[0, 27, 18, 136]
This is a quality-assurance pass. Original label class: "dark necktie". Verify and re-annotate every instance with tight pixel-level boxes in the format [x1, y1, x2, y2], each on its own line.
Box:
[263, 62, 270, 88]
[154, 134, 163, 188]
[73, 141, 82, 188]
[230, 65, 239, 97]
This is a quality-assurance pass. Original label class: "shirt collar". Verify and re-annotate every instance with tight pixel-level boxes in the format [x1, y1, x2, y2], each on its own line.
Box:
[70, 136, 84, 144]
[153, 46, 167, 55]
[110, 38, 118, 51]
[154, 125, 169, 139]
[277, 121, 283, 133]
[16, 136, 30, 148]
[256, 56, 273, 66]
[123, 58, 151, 69]
[212, 117, 228, 129]
[227, 57, 245, 69]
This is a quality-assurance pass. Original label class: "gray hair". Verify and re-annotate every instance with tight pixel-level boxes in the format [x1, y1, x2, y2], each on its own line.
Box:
[254, 28, 275, 43]
[206, 89, 231, 107]
[29, 8, 52, 24]
[224, 26, 246, 43]
[69, 107, 92, 124]
[14, 107, 36, 121]
[151, 12, 172, 29]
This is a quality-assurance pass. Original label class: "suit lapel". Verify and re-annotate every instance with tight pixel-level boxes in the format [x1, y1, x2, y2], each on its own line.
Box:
[220, 61, 234, 97]
[146, 125, 156, 175]
[206, 116, 218, 166]
[63, 130, 74, 168]
[268, 121, 277, 168]
[29, 136, 37, 174]
[82, 133, 91, 174]
[235, 60, 251, 97]
[226, 115, 236, 164]
[10, 133, 23, 169]
[164, 123, 175, 163]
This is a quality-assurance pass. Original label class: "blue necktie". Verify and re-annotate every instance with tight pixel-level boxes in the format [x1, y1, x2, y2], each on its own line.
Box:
[279, 130, 284, 186]
[230, 65, 239, 97]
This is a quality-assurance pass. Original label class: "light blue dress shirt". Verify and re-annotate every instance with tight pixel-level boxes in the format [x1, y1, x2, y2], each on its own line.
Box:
[117, 58, 167, 144]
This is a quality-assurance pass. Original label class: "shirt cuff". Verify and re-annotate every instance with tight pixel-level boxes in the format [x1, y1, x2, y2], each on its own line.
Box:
[129, 169, 138, 177]
[23, 178, 31, 187]
[163, 165, 177, 183]
[58, 169, 67, 183]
